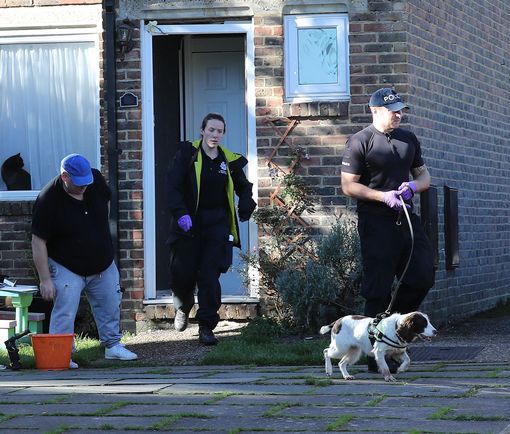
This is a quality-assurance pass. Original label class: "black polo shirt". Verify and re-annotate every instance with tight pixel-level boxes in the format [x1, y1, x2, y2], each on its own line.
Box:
[31, 169, 114, 276]
[198, 148, 228, 210]
[342, 125, 424, 215]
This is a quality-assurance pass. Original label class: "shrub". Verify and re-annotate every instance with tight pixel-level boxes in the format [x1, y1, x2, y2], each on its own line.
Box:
[275, 217, 362, 331]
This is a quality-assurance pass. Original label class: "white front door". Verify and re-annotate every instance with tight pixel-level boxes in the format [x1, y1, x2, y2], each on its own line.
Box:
[185, 36, 249, 296]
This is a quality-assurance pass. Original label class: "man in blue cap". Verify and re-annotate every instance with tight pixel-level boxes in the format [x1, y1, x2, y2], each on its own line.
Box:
[31, 154, 137, 367]
[341, 88, 435, 373]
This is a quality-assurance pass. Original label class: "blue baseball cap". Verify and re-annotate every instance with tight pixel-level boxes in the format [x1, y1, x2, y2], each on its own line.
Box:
[369, 88, 409, 112]
[60, 154, 93, 186]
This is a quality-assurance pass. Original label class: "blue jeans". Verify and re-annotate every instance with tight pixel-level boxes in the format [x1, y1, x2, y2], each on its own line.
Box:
[48, 259, 122, 349]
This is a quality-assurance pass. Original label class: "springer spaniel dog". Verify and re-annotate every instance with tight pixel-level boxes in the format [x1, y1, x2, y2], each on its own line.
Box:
[320, 312, 437, 382]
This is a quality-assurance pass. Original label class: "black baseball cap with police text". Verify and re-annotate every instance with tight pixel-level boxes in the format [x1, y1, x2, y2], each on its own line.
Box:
[368, 88, 408, 112]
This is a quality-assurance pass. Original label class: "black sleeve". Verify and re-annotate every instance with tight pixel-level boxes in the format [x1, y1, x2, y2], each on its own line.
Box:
[230, 158, 256, 222]
[31, 185, 56, 241]
[410, 134, 425, 169]
[341, 135, 365, 175]
[167, 142, 193, 220]
[91, 169, 111, 201]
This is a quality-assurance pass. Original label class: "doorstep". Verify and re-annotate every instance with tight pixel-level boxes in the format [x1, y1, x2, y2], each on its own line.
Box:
[141, 296, 259, 322]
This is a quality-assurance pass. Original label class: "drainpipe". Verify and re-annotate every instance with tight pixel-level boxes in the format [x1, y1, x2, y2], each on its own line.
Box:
[104, 0, 120, 265]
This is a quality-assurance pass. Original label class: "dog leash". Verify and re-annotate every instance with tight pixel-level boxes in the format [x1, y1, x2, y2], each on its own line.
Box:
[369, 195, 415, 345]
[386, 195, 414, 314]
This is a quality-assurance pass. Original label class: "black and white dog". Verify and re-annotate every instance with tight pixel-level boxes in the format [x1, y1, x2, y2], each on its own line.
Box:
[320, 312, 437, 382]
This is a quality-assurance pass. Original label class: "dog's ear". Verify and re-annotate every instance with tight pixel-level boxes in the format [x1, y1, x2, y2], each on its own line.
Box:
[397, 313, 428, 342]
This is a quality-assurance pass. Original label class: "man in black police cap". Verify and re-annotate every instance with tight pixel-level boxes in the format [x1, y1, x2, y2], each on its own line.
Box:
[341, 88, 435, 373]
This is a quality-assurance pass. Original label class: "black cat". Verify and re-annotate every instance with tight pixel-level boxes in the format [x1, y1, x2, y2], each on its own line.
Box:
[1, 153, 32, 191]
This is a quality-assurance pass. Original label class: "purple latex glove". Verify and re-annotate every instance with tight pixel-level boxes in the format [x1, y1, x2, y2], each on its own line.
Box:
[177, 214, 192, 232]
[383, 190, 410, 211]
[397, 181, 417, 201]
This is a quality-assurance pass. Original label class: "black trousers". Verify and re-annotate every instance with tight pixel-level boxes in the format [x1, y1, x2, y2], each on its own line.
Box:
[358, 211, 435, 318]
[171, 208, 230, 330]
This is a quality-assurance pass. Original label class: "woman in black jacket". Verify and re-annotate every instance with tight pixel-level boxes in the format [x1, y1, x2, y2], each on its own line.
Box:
[167, 113, 256, 345]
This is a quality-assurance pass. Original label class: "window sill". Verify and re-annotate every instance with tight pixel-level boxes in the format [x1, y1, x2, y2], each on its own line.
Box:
[282, 101, 349, 118]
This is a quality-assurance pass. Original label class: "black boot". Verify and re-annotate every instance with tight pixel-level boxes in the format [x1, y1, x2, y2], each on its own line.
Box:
[199, 327, 218, 346]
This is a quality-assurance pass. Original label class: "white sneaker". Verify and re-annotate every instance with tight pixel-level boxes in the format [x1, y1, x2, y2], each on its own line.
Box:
[105, 344, 138, 361]
[69, 360, 79, 369]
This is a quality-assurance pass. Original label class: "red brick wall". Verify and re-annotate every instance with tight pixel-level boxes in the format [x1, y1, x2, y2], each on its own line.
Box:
[114, 26, 144, 331]
[0, 202, 34, 283]
[406, 0, 510, 322]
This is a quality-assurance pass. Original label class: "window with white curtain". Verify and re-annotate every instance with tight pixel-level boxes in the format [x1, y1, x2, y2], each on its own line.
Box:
[0, 30, 100, 199]
[284, 14, 350, 103]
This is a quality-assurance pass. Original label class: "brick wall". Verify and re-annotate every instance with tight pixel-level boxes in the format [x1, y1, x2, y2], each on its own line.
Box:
[253, 0, 510, 326]
[114, 26, 144, 332]
[406, 0, 510, 323]
[0, 202, 35, 283]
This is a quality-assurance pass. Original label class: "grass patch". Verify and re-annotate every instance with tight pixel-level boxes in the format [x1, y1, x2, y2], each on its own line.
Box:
[201, 338, 324, 365]
[91, 401, 130, 416]
[43, 425, 74, 434]
[303, 376, 333, 387]
[429, 407, 452, 420]
[262, 402, 300, 417]
[145, 368, 173, 375]
[366, 394, 386, 407]
[150, 413, 212, 430]
[0, 415, 17, 423]
[205, 392, 236, 404]
[326, 414, 355, 431]
[201, 317, 327, 366]
[461, 385, 481, 398]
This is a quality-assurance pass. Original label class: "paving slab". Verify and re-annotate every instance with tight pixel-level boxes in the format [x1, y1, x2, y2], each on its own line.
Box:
[345, 416, 510, 433]
[1, 415, 167, 431]
[0, 402, 111, 415]
[1, 363, 510, 433]
[171, 415, 338, 431]
[220, 393, 373, 406]
[157, 382, 314, 395]
[108, 403, 273, 417]
[10, 383, 171, 395]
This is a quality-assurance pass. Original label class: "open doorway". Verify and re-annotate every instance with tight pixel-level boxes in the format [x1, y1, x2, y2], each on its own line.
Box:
[151, 32, 252, 298]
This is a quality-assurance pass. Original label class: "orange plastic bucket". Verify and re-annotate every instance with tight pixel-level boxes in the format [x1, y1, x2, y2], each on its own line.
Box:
[31, 334, 74, 370]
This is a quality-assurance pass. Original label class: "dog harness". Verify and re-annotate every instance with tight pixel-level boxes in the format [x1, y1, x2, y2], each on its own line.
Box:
[368, 314, 408, 349]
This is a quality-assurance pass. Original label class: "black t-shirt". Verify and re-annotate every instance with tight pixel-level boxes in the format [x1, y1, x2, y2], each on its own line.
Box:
[198, 147, 228, 210]
[342, 125, 424, 215]
[31, 169, 114, 276]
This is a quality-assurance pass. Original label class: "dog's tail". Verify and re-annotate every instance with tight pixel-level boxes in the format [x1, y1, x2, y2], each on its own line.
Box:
[319, 323, 334, 335]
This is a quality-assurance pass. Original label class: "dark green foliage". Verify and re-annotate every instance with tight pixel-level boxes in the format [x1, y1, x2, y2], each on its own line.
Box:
[241, 147, 362, 332]
[276, 218, 362, 331]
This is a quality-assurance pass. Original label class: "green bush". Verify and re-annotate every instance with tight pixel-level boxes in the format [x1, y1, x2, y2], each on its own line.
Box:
[275, 217, 362, 331]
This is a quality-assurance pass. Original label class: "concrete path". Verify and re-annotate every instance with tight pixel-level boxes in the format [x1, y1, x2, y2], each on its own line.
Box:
[0, 362, 509, 433]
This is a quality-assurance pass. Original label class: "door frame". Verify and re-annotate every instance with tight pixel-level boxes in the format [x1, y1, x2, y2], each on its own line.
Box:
[140, 21, 257, 300]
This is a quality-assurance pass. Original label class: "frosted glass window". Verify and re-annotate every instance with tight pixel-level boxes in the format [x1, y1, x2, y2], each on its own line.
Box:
[298, 28, 338, 85]
[284, 14, 350, 103]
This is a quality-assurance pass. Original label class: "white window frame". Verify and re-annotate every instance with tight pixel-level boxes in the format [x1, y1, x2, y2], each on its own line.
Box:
[0, 28, 101, 201]
[284, 13, 350, 103]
